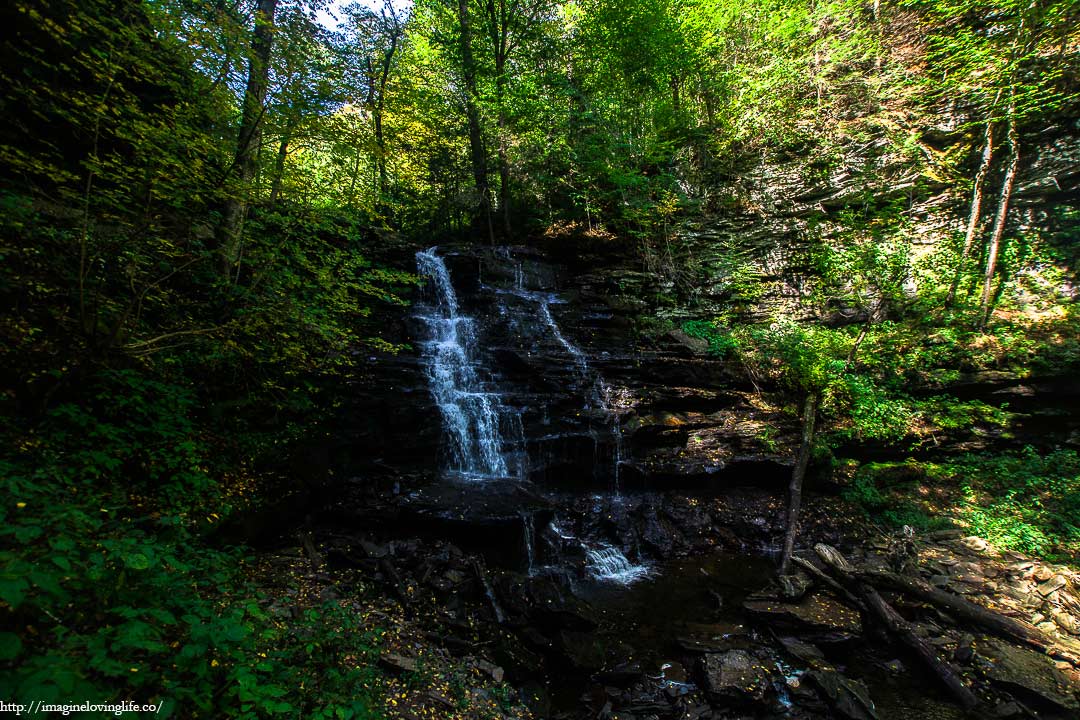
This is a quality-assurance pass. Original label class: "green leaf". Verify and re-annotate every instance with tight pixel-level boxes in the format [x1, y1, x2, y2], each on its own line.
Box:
[0, 577, 29, 608]
[0, 633, 22, 660]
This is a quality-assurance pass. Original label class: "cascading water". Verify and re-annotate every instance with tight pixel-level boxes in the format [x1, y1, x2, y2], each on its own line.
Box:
[585, 545, 650, 584]
[531, 293, 626, 491]
[416, 248, 515, 480]
[521, 512, 536, 575]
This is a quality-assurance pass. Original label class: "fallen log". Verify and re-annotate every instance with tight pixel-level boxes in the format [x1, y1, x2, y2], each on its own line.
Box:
[791, 556, 865, 610]
[857, 568, 1080, 665]
[815, 544, 979, 711]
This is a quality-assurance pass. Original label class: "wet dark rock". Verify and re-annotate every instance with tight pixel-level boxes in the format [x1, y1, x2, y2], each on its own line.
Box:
[805, 669, 878, 720]
[778, 572, 813, 601]
[519, 681, 551, 717]
[677, 621, 752, 654]
[559, 630, 607, 671]
[978, 638, 1080, 714]
[697, 649, 774, 703]
[776, 636, 826, 666]
[596, 661, 644, 687]
[744, 592, 862, 635]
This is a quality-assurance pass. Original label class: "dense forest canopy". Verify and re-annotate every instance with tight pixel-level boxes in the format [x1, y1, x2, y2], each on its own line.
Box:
[1, 0, 1078, 717]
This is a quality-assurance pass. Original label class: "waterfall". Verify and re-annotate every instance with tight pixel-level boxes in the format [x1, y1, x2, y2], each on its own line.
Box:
[600, 380, 625, 491]
[521, 512, 536, 575]
[533, 295, 626, 491]
[537, 299, 590, 378]
[585, 546, 649, 584]
[416, 248, 512, 480]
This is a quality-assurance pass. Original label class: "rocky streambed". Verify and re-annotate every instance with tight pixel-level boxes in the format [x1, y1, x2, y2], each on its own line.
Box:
[257, 243, 1080, 718]
[257, 475, 1080, 719]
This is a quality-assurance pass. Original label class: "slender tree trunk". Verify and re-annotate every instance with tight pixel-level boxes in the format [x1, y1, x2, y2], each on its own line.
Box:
[495, 59, 512, 237]
[947, 88, 1003, 308]
[374, 30, 399, 207]
[374, 111, 387, 199]
[457, 0, 494, 244]
[268, 135, 289, 205]
[268, 116, 297, 205]
[979, 101, 1019, 328]
[779, 391, 818, 576]
[946, 120, 996, 307]
[219, 0, 278, 276]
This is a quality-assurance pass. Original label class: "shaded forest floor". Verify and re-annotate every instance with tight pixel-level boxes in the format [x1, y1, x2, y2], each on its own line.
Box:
[250, 474, 1080, 719]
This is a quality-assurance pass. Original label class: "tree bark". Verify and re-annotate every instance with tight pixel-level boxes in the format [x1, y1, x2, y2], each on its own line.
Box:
[779, 391, 818, 575]
[495, 57, 512, 237]
[858, 580, 979, 711]
[979, 98, 1019, 328]
[814, 544, 980, 711]
[855, 568, 1080, 664]
[946, 116, 996, 307]
[268, 117, 296, 206]
[457, 0, 494, 244]
[219, 0, 278, 277]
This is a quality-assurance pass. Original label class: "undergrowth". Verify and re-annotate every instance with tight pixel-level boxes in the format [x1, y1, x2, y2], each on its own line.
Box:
[844, 448, 1080, 563]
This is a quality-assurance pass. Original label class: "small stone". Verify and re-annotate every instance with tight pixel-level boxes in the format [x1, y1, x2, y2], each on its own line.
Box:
[475, 659, 504, 682]
[1037, 621, 1059, 634]
[993, 701, 1022, 718]
[883, 659, 905, 674]
[1038, 575, 1067, 597]
[1053, 612, 1080, 635]
[953, 634, 976, 663]
[1034, 566, 1055, 582]
[697, 649, 771, 702]
[379, 652, 418, 674]
[1032, 612, 1046, 625]
[960, 536, 988, 553]
[1007, 561, 1035, 577]
[778, 572, 812, 600]
[929, 574, 950, 588]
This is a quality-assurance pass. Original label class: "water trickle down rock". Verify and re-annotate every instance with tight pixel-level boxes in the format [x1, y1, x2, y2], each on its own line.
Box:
[521, 512, 536, 575]
[533, 293, 627, 492]
[415, 248, 520, 480]
[585, 545, 649, 584]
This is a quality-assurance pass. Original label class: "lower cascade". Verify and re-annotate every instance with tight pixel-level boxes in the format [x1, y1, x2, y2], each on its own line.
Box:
[584, 546, 650, 584]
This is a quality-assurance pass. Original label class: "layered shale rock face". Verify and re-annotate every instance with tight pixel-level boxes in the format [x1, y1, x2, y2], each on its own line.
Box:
[657, 119, 1080, 325]
[395, 244, 800, 494]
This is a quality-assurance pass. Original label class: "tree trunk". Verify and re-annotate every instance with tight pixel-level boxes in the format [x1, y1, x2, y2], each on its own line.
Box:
[814, 545, 980, 711]
[946, 117, 996, 307]
[374, 27, 399, 207]
[268, 120, 295, 206]
[779, 391, 818, 575]
[855, 568, 1080, 664]
[457, 0, 494, 244]
[496, 59, 512, 237]
[218, 0, 278, 277]
[979, 101, 1019, 328]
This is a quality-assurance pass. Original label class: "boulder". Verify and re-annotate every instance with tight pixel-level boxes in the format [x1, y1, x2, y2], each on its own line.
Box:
[697, 649, 773, 703]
